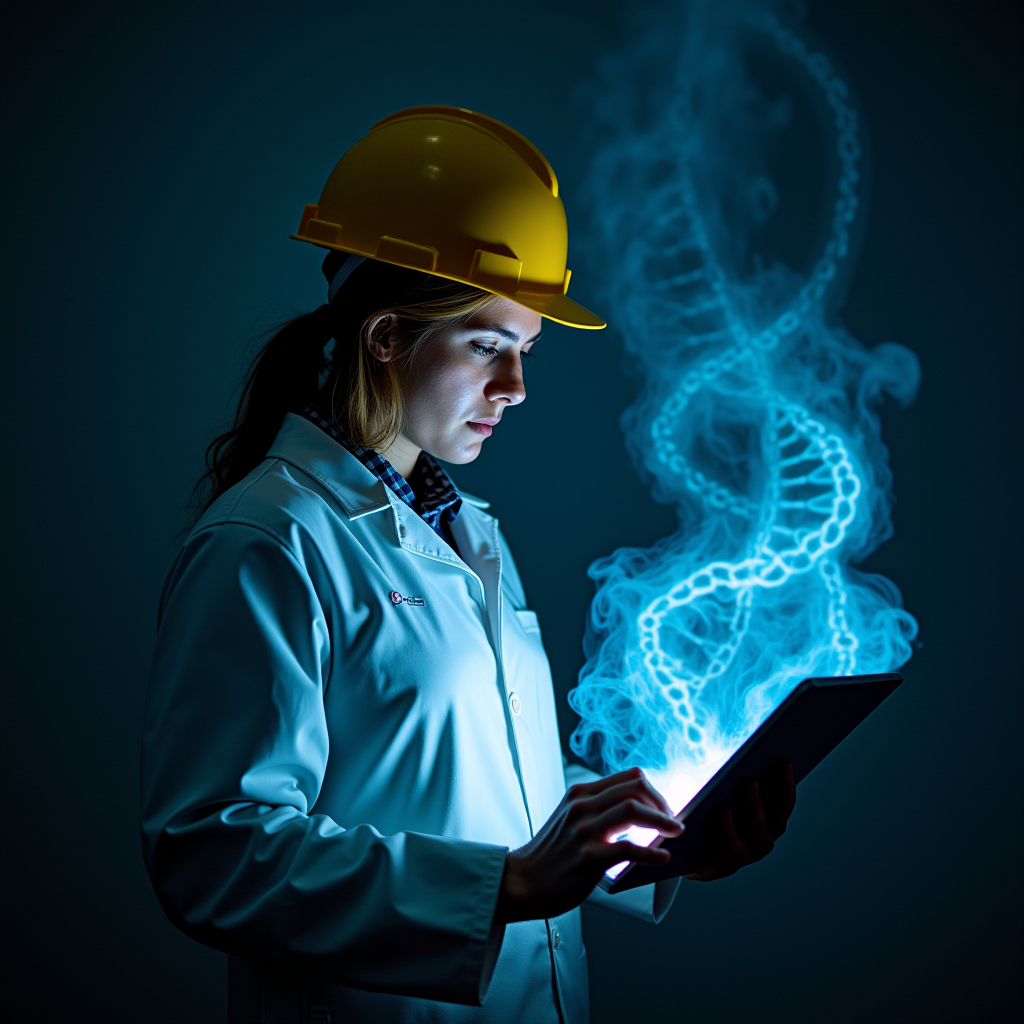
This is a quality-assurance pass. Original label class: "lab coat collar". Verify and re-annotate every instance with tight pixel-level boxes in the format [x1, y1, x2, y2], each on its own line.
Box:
[267, 412, 492, 524]
[268, 413, 391, 520]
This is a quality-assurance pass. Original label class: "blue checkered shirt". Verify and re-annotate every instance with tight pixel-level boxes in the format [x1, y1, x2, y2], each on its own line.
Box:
[301, 404, 463, 545]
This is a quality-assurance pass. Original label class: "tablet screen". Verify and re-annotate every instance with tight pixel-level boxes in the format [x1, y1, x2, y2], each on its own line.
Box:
[600, 672, 903, 888]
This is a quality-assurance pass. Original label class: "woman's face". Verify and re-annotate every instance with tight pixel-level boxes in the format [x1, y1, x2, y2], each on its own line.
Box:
[385, 297, 542, 467]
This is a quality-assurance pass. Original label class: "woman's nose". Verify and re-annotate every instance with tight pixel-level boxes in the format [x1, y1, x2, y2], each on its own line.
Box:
[485, 353, 527, 406]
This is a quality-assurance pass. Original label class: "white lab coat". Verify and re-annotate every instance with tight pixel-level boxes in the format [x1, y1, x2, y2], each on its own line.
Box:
[141, 412, 678, 1024]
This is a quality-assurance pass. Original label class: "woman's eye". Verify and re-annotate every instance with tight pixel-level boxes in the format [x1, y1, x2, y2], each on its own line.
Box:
[471, 342, 499, 357]
[521, 349, 537, 361]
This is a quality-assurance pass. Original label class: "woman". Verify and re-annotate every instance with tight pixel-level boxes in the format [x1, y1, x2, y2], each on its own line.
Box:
[141, 106, 793, 1024]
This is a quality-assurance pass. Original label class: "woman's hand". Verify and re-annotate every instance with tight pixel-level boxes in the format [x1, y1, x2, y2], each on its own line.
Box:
[684, 761, 796, 883]
[494, 767, 683, 924]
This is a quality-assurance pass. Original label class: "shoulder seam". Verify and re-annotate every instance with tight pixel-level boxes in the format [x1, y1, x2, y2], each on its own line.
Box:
[189, 516, 303, 559]
[221, 459, 279, 519]
[182, 519, 332, 658]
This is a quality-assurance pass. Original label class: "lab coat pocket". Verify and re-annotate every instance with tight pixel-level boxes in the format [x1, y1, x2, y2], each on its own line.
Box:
[514, 609, 541, 636]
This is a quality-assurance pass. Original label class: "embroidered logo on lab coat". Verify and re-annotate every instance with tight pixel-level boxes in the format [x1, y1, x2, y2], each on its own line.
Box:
[389, 590, 425, 607]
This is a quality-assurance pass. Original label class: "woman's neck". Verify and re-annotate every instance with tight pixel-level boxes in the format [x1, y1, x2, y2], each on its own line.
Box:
[379, 433, 422, 481]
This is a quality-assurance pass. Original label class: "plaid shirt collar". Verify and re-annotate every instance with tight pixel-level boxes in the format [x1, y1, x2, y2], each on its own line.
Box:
[301, 404, 463, 544]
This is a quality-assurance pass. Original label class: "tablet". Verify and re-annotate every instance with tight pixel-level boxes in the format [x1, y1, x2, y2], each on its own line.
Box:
[597, 672, 903, 894]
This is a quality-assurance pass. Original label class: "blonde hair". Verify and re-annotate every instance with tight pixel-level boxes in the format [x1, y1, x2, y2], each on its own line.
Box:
[328, 275, 494, 450]
[195, 261, 493, 517]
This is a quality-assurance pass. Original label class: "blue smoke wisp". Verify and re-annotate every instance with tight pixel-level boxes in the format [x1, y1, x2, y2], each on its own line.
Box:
[569, 0, 919, 825]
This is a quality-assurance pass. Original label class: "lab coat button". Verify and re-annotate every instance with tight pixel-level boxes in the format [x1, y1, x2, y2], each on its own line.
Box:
[509, 692, 522, 715]
[552, 928, 561, 949]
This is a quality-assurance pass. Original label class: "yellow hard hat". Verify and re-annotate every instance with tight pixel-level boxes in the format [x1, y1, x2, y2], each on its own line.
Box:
[291, 105, 605, 330]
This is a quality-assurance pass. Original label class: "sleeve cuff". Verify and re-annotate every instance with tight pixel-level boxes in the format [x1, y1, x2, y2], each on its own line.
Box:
[432, 837, 509, 1005]
[585, 876, 681, 923]
[478, 919, 506, 1002]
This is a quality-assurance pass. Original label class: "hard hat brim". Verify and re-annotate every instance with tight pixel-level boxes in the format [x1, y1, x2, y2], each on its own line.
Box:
[291, 235, 606, 329]
[511, 290, 606, 330]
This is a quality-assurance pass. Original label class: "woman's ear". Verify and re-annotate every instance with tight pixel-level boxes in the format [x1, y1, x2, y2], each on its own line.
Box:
[365, 313, 400, 363]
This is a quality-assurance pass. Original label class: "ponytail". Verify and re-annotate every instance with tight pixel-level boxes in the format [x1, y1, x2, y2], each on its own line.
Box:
[193, 305, 333, 515]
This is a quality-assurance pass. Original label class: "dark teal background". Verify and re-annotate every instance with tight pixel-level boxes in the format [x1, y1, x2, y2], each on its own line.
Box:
[1, 2, 1021, 1021]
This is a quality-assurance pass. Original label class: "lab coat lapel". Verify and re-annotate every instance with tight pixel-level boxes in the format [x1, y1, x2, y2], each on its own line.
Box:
[389, 497, 465, 568]
[451, 508, 502, 647]
[388, 495, 505, 662]
[452, 507, 536, 836]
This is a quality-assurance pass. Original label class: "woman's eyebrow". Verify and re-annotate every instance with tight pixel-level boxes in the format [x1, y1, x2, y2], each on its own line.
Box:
[475, 323, 543, 344]
[476, 323, 520, 342]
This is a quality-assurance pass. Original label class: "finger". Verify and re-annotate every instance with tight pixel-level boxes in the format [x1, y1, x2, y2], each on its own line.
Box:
[599, 767, 649, 791]
[564, 766, 647, 803]
[608, 769, 674, 816]
[563, 774, 622, 801]
[687, 810, 752, 881]
[721, 807, 741, 844]
[762, 762, 797, 838]
[601, 839, 672, 867]
[731, 782, 767, 853]
[583, 776, 674, 819]
[779, 762, 796, 823]
[591, 799, 683, 840]
[724, 808, 758, 859]
[720, 809, 756, 861]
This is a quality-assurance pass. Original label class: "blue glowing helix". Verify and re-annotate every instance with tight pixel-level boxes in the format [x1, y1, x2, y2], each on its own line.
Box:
[569, 4, 918, 795]
[639, 16, 861, 755]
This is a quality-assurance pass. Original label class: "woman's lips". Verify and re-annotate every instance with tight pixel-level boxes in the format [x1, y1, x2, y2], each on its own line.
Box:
[468, 418, 499, 437]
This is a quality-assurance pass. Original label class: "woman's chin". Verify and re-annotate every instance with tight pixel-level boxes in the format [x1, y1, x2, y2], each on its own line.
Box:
[439, 439, 484, 465]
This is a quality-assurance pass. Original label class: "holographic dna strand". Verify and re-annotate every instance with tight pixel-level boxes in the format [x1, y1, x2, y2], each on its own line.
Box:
[639, 15, 862, 755]
[570, 6, 918, 787]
